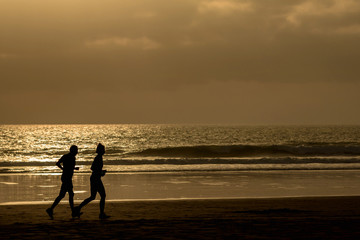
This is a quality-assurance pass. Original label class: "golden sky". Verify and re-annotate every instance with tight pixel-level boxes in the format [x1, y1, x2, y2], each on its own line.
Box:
[1, 0, 360, 124]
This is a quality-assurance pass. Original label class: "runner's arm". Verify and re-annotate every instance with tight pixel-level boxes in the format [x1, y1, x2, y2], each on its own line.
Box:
[56, 159, 63, 170]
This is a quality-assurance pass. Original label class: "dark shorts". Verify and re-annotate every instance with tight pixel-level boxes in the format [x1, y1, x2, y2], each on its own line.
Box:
[90, 175, 105, 196]
[60, 177, 73, 193]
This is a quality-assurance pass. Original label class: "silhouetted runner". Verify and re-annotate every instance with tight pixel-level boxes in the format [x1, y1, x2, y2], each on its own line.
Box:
[46, 145, 79, 219]
[73, 143, 110, 219]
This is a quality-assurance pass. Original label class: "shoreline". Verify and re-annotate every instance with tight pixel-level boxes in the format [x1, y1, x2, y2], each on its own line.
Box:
[2, 168, 360, 174]
[2, 194, 360, 206]
[3, 166, 360, 174]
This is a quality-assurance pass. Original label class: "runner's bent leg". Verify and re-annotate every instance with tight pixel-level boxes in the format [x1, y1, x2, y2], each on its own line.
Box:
[51, 184, 67, 210]
[79, 178, 98, 209]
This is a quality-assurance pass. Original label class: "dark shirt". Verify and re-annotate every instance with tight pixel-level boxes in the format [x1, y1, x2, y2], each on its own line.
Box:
[91, 155, 103, 178]
[58, 153, 76, 179]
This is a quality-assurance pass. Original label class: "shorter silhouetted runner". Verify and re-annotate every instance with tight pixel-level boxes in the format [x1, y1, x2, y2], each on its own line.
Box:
[46, 145, 79, 219]
[73, 143, 110, 219]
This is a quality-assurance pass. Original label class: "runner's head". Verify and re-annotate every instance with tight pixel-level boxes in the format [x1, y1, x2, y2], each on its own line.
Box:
[70, 145, 78, 155]
[96, 143, 105, 155]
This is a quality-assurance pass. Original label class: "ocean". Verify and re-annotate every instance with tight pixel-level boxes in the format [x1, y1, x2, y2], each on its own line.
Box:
[1, 124, 360, 173]
[1, 124, 360, 204]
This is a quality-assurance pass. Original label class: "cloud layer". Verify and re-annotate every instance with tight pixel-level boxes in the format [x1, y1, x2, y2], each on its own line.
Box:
[1, 0, 360, 123]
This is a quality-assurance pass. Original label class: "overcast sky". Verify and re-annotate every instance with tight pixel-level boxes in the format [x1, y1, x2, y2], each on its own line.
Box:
[1, 0, 360, 124]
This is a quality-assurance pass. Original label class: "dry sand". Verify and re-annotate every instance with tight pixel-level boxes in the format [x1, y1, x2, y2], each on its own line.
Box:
[1, 196, 360, 239]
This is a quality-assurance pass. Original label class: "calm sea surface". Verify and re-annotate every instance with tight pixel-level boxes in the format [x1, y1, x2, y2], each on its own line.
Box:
[1, 124, 360, 173]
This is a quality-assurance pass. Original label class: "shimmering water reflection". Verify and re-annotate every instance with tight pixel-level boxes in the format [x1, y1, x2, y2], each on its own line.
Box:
[1, 125, 360, 173]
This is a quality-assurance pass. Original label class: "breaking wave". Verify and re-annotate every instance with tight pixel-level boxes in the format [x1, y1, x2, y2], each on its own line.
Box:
[1, 156, 360, 167]
[2, 144, 360, 173]
[128, 144, 360, 158]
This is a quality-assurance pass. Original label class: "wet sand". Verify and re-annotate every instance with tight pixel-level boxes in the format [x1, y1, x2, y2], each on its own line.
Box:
[2, 170, 360, 204]
[1, 196, 360, 239]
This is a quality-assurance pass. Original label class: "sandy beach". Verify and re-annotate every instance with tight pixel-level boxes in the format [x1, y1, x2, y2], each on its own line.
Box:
[1, 171, 360, 238]
[1, 196, 360, 239]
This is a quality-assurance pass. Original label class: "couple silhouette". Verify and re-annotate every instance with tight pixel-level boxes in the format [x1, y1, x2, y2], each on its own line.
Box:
[46, 144, 110, 219]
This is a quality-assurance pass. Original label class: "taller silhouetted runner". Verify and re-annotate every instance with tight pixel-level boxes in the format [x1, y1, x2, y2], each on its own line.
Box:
[46, 145, 79, 219]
